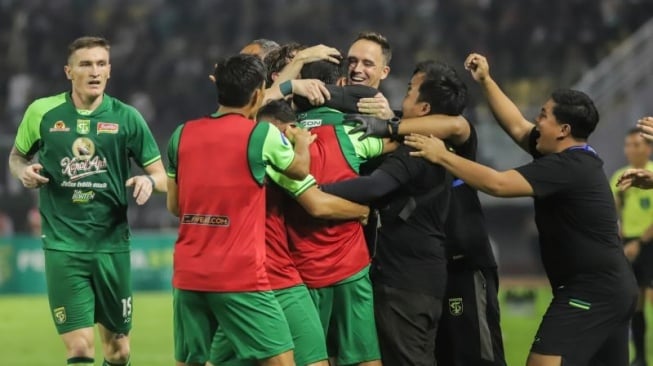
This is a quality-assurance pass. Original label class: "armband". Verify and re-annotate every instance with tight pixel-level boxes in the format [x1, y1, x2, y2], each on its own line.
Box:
[280, 80, 293, 96]
[145, 174, 156, 188]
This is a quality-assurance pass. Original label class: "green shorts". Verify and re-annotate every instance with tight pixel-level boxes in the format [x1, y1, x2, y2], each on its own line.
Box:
[309, 266, 381, 364]
[173, 288, 294, 364]
[44, 249, 132, 335]
[210, 284, 327, 366]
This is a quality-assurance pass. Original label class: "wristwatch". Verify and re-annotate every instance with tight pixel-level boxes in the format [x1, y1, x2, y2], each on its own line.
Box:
[388, 117, 401, 140]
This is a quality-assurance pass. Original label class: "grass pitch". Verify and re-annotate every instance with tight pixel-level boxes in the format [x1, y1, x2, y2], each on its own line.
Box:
[0, 288, 648, 365]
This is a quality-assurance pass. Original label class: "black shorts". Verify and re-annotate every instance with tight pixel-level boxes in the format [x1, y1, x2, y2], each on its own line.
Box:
[374, 284, 442, 366]
[530, 276, 637, 365]
[624, 237, 653, 287]
[435, 266, 506, 366]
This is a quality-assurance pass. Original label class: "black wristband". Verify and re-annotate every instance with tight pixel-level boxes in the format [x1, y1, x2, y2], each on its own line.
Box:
[145, 174, 156, 189]
[388, 117, 401, 140]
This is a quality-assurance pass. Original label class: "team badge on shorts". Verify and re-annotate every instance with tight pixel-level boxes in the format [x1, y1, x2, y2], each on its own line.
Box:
[449, 297, 464, 316]
[53, 307, 67, 324]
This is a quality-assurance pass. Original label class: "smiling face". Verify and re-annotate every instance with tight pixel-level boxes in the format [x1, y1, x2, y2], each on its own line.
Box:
[346, 39, 389, 88]
[65, 46, 111, 103]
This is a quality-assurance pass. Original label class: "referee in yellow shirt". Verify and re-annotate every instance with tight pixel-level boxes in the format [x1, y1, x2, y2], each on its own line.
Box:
[610, 128, 653, 366]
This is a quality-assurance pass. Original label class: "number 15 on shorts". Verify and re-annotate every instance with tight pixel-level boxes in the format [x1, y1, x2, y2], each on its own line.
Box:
[121, 296, 132, 323]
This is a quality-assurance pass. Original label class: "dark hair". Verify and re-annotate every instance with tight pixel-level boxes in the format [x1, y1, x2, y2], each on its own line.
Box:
[354, 31, 392, 64]
[257, 100, 296, 123]
[299, 59, 346, 85]
[68, 36, 110, 62]
[412, 61, 467, 116]
[626, 127, 651, 144]
[550, 89, 599, 139]
[264, 42, 306, 86]
[213, 54, 266, 108]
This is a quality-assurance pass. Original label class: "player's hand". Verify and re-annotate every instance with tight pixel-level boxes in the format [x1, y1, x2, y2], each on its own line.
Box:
[284, 125, 316, 146]
[126, 175, 154, 206]
[19, 163, 49, 189]
[616, 168, 653, 190]
[360, 207, 370, 226]
[624, 239, 641, 262]
[292, 79, 331, 105]
[208, 63, 218, 83]
[637, 116, 653, 143]
[464, 53, 490, 83]
[357, 92, 395, 120]
[404, 133, 447, 164]
[295, 44, 342, 65]
[344, 114, 391, 141]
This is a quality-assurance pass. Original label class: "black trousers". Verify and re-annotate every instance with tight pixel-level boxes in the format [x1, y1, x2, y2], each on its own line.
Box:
[374, 284, 442, 366]
[435, 267, 506, 366]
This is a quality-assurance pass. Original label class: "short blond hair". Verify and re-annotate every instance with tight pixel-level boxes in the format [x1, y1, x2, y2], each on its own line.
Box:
[67, 36, 110, 62]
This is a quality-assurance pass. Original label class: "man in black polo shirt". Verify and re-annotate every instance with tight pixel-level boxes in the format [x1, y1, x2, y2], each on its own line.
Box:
[343, 78, 506, 366]
[406, 53, 637, 366]
[321, 60, 466, 365]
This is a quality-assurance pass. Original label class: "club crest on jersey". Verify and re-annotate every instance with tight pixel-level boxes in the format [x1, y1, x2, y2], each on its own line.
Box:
[49, 121, 70, 132]
[449, 297, 463, 316]
[54, 307, 66, 324]
[97, 122, 119, 135]
[76, 119, 90, 134]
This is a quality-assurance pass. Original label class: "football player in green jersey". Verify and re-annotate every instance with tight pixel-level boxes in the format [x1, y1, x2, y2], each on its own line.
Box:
[8, 36, 166, 366]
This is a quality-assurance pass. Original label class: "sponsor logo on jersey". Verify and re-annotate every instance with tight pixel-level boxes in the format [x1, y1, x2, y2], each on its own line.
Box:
[76, 119, 90, 134]
[97, 122, 119, 135]
[449, 297, 464, 316]
[181, 214, 230, 227]
[301, 119, 323, 128]
[72, 189, 96, 203]
[49, 121, 70, 132]
[53, 307, 66, 324]
[72, 137, 95, 160]
[61, 138, 108, 181]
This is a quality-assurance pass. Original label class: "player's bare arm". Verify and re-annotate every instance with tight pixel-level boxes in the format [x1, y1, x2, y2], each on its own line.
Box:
[166, 177, 179, 217]
[125, 160, 166, 206]
[9, 146, 49, 189]
[264, 78, 331, 106]
[296, 186, 369, 222]
[356, 92, 395, 120]
[405, 133, 534, 197]
[281, 125, 314, 180]
[270, 44, 341, 90]
[465, 53, 533, 152]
